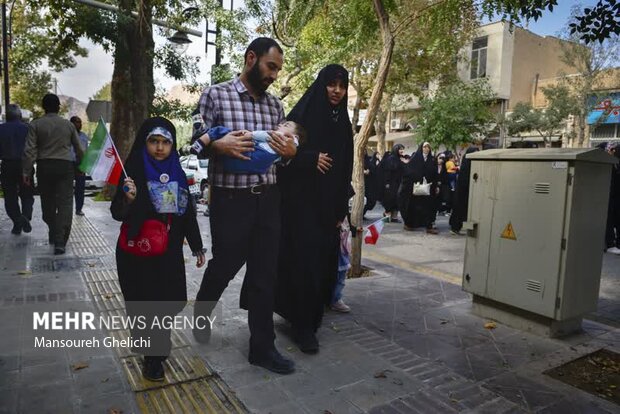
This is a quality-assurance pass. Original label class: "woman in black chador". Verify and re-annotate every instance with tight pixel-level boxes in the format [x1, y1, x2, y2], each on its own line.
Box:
[450, 145, 480, 234]
[275, 65, 353, 354]
[111, 117, 205, 381]
[398, 142, 439, 234]
[380, 144, 405, 222]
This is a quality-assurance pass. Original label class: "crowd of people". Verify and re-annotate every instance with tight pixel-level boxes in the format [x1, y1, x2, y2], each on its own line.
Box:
[2, 36, 619, 384]
[0, 95, 89, 254]
[361, 141, 482, 236]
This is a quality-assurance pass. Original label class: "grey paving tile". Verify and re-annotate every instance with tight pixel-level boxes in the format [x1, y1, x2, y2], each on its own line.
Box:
[0, 387, 18, 414]
[219, 363, 275, 389]
[234, 381, 290, 412]
[21, 360, 71, 387]
[70, 355, 129, 398]
[76, 390, 138, 414]
[263, 400, 310, 414]
[18, 381, 77, 414]
[483, 372, 564, 412]
[300, 390, 364, 414]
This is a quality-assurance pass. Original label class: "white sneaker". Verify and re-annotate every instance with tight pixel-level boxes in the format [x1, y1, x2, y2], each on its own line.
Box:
[607, 247, 620, 255]
[330, 300, 351, 313]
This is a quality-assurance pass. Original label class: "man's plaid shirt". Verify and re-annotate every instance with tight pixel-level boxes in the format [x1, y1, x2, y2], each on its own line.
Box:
[199, 77, 285, 188]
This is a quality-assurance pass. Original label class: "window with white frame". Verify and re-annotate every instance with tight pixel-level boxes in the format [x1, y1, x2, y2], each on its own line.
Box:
[470, 36, 488, 80]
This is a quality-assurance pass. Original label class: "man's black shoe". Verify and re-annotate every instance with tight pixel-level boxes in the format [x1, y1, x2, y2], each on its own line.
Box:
[142, 357, 165, 382]
[11, 222, 22, 235]
[21, 216, 32, 233]
[249, 348, 295, 375]
[293, 329, 319, 354]
[192, 324, 211, 344]
[54, 246, 66, 255]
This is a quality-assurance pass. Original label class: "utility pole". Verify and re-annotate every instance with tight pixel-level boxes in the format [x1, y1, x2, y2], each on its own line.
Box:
[2, 0, 9, 112]
[206, 0, 233, 84]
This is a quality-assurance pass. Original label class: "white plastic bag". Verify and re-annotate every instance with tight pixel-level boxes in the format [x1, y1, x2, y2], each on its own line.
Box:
[413, 177, 431, 196]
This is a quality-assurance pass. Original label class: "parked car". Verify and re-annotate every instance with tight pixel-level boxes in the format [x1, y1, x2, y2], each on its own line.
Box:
[180, 155, 209, 195]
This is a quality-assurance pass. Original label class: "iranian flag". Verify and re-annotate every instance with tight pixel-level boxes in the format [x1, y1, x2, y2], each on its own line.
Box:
[364, 217, 388, 245]
[79, 119, 123, 185]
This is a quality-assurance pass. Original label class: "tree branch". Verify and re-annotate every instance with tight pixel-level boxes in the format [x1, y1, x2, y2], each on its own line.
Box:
[270, 11, 296, 48]
[392, 0, 448, 37]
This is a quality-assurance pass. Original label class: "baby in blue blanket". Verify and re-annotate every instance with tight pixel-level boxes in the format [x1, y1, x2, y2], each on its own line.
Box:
[191, 121, 305, 174]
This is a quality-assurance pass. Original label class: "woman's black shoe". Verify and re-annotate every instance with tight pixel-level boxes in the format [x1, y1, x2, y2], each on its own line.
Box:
[293, 329, 319, 354]
[21, 216, 32, 233]
[11, 222, 22, 235]
[142, 357, 165, 382]
[249, 348, 295, 374]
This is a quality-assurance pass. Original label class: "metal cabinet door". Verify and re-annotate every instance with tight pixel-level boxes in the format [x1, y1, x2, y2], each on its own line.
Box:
[486, 161, 569, 317]
[462, 161, 499, 295]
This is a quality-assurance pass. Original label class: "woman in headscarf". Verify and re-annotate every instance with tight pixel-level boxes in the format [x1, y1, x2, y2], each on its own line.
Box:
[380, 144, 405, 222]
[363, 150, 380, 217]
[111, 117, 205, 381]
[275, 64, 353, 354]
[398, 142, 439, 234]
[450, 145, 480, 235]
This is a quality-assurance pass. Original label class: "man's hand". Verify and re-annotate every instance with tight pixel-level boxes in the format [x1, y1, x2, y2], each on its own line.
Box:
[196, 251, 206, 268]
[211, 130, 254, 160]
[267, 131, 297, 159]
[317, 153, 333, 174]
[23, 175, 31, 186]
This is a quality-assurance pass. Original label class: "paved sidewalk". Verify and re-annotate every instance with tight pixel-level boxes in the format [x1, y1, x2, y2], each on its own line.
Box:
[1, 198, 619, 413]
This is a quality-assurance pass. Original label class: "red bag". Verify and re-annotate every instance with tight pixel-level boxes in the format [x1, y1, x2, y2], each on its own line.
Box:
[118, 216, 171, 257]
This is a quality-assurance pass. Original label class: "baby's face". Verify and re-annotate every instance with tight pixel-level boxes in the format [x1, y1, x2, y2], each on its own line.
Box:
[276, 121, 297, 137]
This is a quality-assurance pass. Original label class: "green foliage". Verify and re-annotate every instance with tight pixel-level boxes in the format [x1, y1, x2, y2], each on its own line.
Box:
[569, 0, 620, 43]
[91, 83, 112, 101]
[150, 89, 194, 120]
[9, 0, 87, 112]
[505, 85, 574, 144]
[416, 79, 496, 148]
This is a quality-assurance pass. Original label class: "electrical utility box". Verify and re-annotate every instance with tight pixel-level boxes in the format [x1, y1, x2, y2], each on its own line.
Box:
[462, 149, 617, 336]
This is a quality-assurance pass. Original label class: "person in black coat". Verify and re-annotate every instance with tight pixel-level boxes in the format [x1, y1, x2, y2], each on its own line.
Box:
[363, 150, 381, 216]
[449, 145, 480, 235]
[380, 144, 405, 222]
[605, 143, 620, 254]
[111, 117, 205, 381]
[435, 153, 450, 216]
[398, 142, 439, 234]
[275, 64, 354, 354]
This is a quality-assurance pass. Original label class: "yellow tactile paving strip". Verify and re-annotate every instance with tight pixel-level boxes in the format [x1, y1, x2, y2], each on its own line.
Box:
[109, 329, 191, 358]
[71, 216, 246, 413]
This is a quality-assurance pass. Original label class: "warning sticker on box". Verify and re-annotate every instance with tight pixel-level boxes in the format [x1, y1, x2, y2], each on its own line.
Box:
[552, 161, 568, 169]
[501, 222, 517, 240]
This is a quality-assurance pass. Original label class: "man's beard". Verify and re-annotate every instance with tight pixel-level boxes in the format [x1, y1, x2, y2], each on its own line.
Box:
[248, 59, 270, 93]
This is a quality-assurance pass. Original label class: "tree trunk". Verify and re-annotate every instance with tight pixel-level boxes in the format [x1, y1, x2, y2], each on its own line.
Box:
[350, 0, 395, 277]
[110, 0, 154, 162]
[351, 91, 362, 136]
[375, 107, 387, 155]
[577, 111, 586, 148]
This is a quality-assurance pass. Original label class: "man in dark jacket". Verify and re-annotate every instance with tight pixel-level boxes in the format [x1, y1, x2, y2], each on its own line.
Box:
[0, 104, 33, 235]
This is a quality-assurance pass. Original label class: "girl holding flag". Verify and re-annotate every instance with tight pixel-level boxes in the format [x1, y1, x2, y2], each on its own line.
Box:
[110, 117, 205, 382]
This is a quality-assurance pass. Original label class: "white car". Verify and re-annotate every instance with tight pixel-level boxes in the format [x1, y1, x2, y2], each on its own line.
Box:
[180, 155, 209, 195]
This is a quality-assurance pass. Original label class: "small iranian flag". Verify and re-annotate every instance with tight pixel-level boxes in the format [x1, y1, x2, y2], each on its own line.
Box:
[364, 217, 388, 245]
[79, 119, 123, 185]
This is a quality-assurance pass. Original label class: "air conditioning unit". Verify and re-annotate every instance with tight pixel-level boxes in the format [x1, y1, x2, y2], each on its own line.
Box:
[390, 118, 402, 130]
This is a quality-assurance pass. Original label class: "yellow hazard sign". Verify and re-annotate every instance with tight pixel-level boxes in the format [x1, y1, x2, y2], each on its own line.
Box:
[501, 222, 517, 240]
